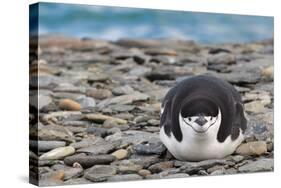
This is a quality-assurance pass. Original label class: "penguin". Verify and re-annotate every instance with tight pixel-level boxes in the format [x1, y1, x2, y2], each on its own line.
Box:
[159, 75, 247, 161]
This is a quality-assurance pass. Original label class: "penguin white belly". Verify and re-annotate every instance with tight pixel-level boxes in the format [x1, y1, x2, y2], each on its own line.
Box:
[160, 126, 244, 161]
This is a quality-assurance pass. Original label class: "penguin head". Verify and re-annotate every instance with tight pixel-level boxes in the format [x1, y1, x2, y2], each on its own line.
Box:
[179, 97, 221, 136]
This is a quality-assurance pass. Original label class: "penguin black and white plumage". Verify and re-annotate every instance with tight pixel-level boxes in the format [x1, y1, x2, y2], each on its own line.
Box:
[159, 75, 247, 161]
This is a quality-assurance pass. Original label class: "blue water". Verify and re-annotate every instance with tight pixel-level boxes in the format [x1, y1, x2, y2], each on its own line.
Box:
[30, 3, 273, 43]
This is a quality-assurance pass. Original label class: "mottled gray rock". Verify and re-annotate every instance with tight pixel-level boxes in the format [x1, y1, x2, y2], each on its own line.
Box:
[30, 140, 66, 152]
[112, 85, 135, 95]
[148, 161, 174, 173]
[77, 140, 120, 155]
[84, 165, 117, 182]
[64, 153, 116, 168]
[107, 174, 143, 182]
[238, 158, 273, 172]
[52, 164, 83, 180]
[133, 142, 166, 155]
[76, 95, 96, 108]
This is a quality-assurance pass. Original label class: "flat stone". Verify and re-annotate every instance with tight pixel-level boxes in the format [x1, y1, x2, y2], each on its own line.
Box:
[30, 95, 52, 110]
[133, 142, 166, 155]
[245, 101, 266, 114]
[97, 92, 149, 108]
[51, 164, 83, 180]
[118, 163, 143, 174]
[69, 136, 97, 149]
[64, 153, 116, 168]
[39, 146, 75, 160]
[112, 85, 135, 95]
[86, 89, 112, 100]
[85, 127, 108, 137]
[106, 130, 160, 146]
[84, 114, 127, 125]
[84, 165, 117, 182]
[165, 173, 190, 179]
[107, 174, 143, 182]
[111, 149, 128, 160]
[30, 140, 66, 152]
[207, 53, 236, 65]
[109, 104, 136, 112]
[138, 169, 151, 177]
[174, 159, 235, 174]
[148, 161, 174, 173]
[236, 141, 267, 156]
[38, 125, 75, 142]
[238, 158, 273, 172]
[77, 140, 120, 155]
[64, 178, 92, 185]
[53, 83, 86, 93]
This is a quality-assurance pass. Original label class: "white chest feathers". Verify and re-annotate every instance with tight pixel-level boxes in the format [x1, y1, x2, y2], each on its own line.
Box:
[159, 110, 244, 161]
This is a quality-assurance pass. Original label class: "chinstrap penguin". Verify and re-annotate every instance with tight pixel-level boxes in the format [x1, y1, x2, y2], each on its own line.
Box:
[159, 75, 247, 161]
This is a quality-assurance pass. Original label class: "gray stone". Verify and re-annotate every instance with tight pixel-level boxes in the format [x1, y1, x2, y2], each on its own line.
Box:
[64, 153, 116, 168]
[112, 85, 135, 95]
[39, 146, 75, 160]
[64, 178, 92, 185]
[133, 142, 166, 155]
[77, 140, 120, 155]
[84, 165, 117, 182]
[107, 174, 143, 182]
[30, 140, 66, 152]
[148, 161, 174, 173]
[76, 95, 96, 108]
[51, 164, 83, 180]
[165, 173, 190, 179]
[238, 158, 273, 172]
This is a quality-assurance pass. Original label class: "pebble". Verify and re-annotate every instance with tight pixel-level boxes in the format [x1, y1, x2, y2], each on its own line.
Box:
[245, 101, 266, 114]
[59, 99, 81, 111]
[84, 165, 117, 182]
[261, 66, 273, 80]
[84, 114, 127, 125]
[77, 140, 120, 155]
[38, 125, 75, 142]
[118, 163, 143, 174]
[238, 158, 273, 172]
[107, 174, 143, 182]
[52, 164, 83, 180]
[112, 85, 135, 95]
[236, 141, 267, 156]
[39, 146, 75, 160]
[165, 173, 189, 179]
[75, 96, 96, 108]
[111, 149, 128, 160]
[138, 169, 152, 177]
[133, 142, 166, 155]
[148, 161, 174, 173]
[86, 89, 112, 100]
[64, 153, 116, 168]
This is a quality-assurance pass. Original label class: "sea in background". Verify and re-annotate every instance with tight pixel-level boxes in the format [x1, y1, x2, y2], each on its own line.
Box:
[30, 3, 274, 44]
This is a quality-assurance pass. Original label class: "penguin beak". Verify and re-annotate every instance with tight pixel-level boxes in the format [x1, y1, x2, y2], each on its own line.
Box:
[194, 115, 207, 126]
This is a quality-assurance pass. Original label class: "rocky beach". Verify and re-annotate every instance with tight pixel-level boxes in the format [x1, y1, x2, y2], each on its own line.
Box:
[29, 36, 274, 186]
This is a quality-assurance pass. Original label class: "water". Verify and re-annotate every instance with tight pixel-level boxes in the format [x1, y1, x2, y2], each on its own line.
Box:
[30, 3, 273, 44]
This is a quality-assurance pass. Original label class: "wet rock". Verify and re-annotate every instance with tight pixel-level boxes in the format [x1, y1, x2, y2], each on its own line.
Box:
[39, 146, 75, 160]
[236, 141, 267, 156]
[64, 153, 116, 168]
[148, 161, 174, 173]
[86, 89, 112, 100]
[238, 158, 273, 172]
[111, 149, 128, 160]
[133, 142, 166, 155]
[59, 99, 81, 111]
[84, 165, 117, 182]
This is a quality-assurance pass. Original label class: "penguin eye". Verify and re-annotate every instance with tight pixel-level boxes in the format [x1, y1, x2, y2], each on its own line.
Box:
[188, 117, 192, 121]
[210, 117, 213, 120]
